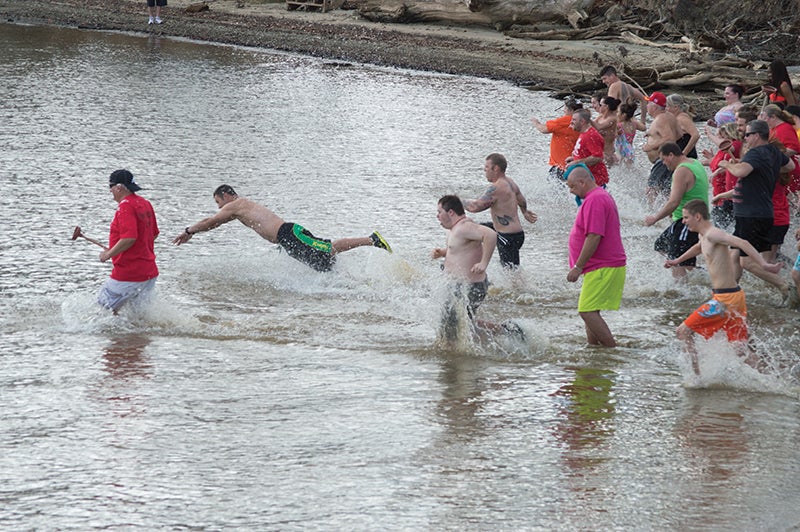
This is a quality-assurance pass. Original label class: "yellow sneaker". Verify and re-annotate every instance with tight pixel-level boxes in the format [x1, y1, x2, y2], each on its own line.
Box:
[370, 231, 392, 253]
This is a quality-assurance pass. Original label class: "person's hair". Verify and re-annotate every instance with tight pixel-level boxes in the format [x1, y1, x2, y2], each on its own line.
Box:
[719, 122, 741, 140]
[683, 199, 709, 220]
[736, 105, 759, 122]
[485, 153, 507, 172]
[564, 98, 583, 111]
[768, 60, 794, 93]
[726, 84, 744, 99]
[659, 142, 683, 156]
[599, 65, 617, 77]
[573, 108, 591, 124]
[438, 195, 465, 215]
[602, 96, 620, 111]
[762, 103, 795, 124]
[214, 184, 237, 197]
[618, 102, 636, 121]
[747, 120, 770, 140]
[666, 93, 687, 110]
[785, 104, 800, 119]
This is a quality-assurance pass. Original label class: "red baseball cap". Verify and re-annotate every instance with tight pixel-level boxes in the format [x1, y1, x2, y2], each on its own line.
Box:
[646, 91, 667, 108]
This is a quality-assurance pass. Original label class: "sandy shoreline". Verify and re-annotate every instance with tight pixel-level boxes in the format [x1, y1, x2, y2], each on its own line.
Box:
[1, 0, 722, 116]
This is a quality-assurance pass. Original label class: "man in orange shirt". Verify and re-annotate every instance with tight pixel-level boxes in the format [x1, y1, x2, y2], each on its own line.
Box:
[531, 99, 582, 181]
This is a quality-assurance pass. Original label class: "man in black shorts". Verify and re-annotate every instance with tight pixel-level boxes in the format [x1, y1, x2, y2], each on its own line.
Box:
[462, 153, 537, 269]
[717, 120, 794, 298]
[173, 185, 391, 272]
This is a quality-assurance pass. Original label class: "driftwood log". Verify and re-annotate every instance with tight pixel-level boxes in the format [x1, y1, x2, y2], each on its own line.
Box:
[360, 0, 594, 26]
[463, 0, 593, 25]
[359, 0, 491, 24]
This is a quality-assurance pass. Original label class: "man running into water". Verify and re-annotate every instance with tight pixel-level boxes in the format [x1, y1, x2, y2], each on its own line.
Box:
[462, 153, 538, 269]
[433, 195, 522, 341]
[665, 199, 783, 375]
[433, 195, 496, 340]
[173, 185, 391, 272]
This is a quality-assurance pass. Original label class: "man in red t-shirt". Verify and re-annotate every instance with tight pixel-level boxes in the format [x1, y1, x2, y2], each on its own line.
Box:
[564, 109, 609, 187]
[97, 169, 159, 313]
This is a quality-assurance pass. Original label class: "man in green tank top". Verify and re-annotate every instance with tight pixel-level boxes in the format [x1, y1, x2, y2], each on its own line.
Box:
[645, 142, 709, 279]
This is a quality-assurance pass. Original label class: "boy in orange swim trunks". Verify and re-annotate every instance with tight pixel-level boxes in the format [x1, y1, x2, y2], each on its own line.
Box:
[665, 200, 783, 375]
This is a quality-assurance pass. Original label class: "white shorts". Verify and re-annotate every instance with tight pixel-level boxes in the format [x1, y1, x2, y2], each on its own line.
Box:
[97, 277, 157, 311]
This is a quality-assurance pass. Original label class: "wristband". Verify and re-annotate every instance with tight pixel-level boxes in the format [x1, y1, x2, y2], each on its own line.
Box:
[185, 227, 194, 235]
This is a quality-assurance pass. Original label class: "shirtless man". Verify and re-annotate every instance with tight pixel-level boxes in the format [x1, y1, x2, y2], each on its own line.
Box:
[642, 92, 682, 203]
[463, 153, 537, 269]
[600, 65, 648, 123]
[173, 185, 391, 272]
[665, 199, 783, 375]
[433, 195, 500, 340]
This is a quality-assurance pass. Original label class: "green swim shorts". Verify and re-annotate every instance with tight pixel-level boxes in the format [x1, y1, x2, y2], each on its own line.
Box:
[578, 266, 626, 313]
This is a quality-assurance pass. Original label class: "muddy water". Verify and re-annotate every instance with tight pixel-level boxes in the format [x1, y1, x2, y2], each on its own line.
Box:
[2, 23, 800, 529]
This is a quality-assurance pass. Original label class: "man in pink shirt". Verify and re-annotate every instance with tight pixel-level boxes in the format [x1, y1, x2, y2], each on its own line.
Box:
[565, 164, 627, 347]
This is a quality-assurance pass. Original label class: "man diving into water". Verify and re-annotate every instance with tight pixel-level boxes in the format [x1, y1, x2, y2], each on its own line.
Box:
[173, 185, 391, 272]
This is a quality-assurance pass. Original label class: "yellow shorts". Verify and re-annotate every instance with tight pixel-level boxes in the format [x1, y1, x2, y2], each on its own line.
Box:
[578, 266, 626, 313]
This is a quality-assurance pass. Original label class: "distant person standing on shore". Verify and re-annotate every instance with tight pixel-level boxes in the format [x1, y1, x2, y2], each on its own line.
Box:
[147, 0, 166, 24]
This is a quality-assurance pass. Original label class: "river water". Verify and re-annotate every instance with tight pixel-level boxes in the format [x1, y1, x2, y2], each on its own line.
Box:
[2, 22, 800, 529]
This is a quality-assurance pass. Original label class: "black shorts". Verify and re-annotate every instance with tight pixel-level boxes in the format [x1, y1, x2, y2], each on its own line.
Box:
[276, 222, 335, 272]
[767, 224, 789, 246]
[548, 166, 566, 182]
[481, 222, 525, 269]
[648, 159, 672, 195]
[147, 0, 167, 6]
[733, 217, 773, 255]
[654, 219, 699, 266]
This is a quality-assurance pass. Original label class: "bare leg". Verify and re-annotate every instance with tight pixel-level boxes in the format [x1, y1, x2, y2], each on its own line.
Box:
[733, 340, 767, 373]
[740, 255, 788, 296]
[676, 323, 700, 375]
[579, 311, 616, 347]
[331, 237, 373, 254]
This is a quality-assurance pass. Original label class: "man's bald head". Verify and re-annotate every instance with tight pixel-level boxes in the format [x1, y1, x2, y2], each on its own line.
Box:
[565, 164, 596, 199]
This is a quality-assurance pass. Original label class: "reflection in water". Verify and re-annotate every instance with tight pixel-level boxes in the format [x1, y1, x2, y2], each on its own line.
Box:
[674, 392, 748, 507]
[551, 367, 616, 473]
[100, 334, 152, 417]
[435, 355, 490, 439]
[103, 334, 152, 381]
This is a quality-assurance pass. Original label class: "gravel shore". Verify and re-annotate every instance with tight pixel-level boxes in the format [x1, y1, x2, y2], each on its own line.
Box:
[1, 0, 723, 116]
